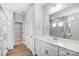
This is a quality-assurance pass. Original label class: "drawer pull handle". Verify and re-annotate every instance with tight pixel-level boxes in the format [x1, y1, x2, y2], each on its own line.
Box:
[45, 49, 48, 55]
[66, 52, 70, 55]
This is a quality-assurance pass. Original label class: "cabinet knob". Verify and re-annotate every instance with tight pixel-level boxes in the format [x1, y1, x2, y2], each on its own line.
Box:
[66, 52, 70, 55]
[45, 49, 48, 55]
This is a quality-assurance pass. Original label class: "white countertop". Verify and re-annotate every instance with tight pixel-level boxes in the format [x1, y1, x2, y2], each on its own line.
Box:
[36, 36, 79, 53]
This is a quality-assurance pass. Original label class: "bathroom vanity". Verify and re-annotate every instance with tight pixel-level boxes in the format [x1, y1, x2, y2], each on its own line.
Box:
[35, 14, 79, 56]
[35, 36, 79, 56]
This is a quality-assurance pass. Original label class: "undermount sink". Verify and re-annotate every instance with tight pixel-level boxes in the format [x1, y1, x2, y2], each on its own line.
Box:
[47, 39, 64, 47]
[53, 37, 58, 40]
[57, 42, 64, 46]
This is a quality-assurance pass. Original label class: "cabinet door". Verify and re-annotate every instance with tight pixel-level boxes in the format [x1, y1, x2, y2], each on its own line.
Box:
[59, 47, 79, 56]
[29, 37, 34, 55]
[27, 36, 34, 55]
[40, 41, 58, 56]
[36, 39, 42, 56]
[0, 10, 8, 56]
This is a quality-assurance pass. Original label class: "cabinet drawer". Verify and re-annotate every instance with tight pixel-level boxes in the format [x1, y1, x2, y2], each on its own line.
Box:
[59, 47, 79, 56]
[41, 40, 58, 51]
[43, 46, 58, 56]
[41, 41, 58, 56]
[36, 48, 42, 56]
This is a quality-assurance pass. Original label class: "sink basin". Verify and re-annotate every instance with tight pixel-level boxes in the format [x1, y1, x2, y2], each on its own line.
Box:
[53, 37, 58, 40]
[58, 42, 64, 46]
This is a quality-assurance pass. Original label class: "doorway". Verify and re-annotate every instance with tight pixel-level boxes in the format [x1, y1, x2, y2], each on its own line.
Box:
[15, 22, 22, 43]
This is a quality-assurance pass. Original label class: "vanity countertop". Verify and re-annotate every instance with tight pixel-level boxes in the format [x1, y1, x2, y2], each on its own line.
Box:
[35, 36, 79, 53]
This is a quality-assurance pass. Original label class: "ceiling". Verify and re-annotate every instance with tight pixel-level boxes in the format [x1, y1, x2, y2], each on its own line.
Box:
[0, 3, 32, 14]
[0, 3, 73, 15]
[47, 3, 73, 14]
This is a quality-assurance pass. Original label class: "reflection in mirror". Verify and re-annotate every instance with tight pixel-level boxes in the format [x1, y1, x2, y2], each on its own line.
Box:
[52, 23, 57, 27]
[49, 16, 72, 39]
[58, 21, 63, 27]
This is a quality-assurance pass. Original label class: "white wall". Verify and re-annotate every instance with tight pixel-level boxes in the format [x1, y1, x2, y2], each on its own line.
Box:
[24, 4, 34, 41]
[23, 3, 45, 41]
[23, 3, 45, 55]
[23, 4, 35, 54]
[14, 13, 24, 23]
[34, 3, 44, 36]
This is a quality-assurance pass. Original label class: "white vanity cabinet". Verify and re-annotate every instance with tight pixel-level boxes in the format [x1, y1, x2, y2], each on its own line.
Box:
[36, 39, 58, 56]
[40, 41, 58, 56]
[59, 47, 79, 56]
[36, 38, 79, 56]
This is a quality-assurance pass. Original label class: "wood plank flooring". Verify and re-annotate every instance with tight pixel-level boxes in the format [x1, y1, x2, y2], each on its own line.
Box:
[6, 40, 33, 56]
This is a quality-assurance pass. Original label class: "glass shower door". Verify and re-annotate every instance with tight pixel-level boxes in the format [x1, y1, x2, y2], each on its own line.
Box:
[0, 9, 8, 56]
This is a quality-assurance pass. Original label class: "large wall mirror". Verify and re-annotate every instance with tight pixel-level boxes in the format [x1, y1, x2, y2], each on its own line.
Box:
[49, 12, 79, 40]
[43, 3, 79, 40]
[49, 16, 72, 39]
